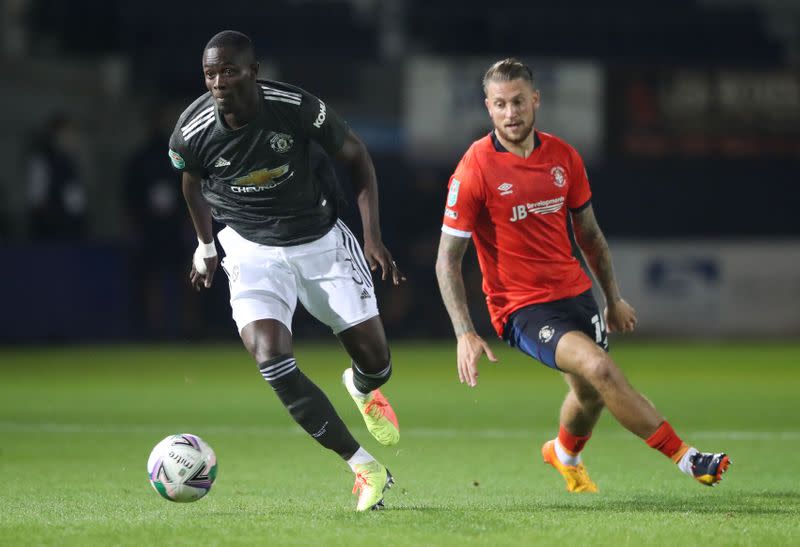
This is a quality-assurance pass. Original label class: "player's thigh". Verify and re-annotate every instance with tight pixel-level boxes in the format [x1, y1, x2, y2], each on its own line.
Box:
[502, 290, 607, 370]
[294, 220, 379, 335]
[217, 226, 299, 336]
[337, 315, 390, 370]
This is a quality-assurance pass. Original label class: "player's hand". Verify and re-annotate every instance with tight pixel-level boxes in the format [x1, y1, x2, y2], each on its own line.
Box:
[605, 298, 637, 333]
[363, 239, 406, 286]
[189, 255, 218, 291]
[456, 331, 498, 387]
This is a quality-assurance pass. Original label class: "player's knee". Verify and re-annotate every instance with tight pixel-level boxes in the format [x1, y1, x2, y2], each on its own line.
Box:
[584, 355, 619, 389]
[241, 321, 292, 363]
[244, 337, 287, 364]
[346, 336, 389, 371]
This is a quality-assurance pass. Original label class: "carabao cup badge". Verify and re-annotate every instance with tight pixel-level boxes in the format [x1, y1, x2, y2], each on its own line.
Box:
[168, 149, 185, 169]
[447, 179, 461, 207]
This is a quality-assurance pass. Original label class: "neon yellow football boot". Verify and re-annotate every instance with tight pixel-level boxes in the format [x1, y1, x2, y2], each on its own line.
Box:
[342, 368, 400, 446]
[542, 439, 599, 493]
[352, 460, 394, 511]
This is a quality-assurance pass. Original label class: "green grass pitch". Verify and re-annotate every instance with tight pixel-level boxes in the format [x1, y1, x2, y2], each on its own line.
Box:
[1, 341, 799, 545]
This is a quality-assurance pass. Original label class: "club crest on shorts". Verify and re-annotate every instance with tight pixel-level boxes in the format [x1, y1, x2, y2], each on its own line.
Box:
[550, 166, 566, 188]
[270, 133, 294, 153]
[539, 325, 555, 343]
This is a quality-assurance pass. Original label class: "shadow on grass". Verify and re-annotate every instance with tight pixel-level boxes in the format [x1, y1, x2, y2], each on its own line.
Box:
[191, 489, 800, 518]
[194, 497, 798, 517]
[533, 495, 798, 516]
[196, 504, 451, 517]
[746, 490, 800, 501]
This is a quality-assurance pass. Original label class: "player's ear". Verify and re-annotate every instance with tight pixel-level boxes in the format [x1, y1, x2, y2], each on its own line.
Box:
[484, 96, 491, 117]
[531, 89, 541, 111]
[250, 62, 259, 79]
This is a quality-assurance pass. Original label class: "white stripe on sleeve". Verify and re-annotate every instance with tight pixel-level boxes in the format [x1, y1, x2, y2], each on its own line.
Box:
[441, 225, 472, 238]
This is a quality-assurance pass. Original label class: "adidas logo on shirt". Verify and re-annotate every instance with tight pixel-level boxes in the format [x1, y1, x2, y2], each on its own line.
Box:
[360, 288, 371, 300]
[214, 157, 231, 168]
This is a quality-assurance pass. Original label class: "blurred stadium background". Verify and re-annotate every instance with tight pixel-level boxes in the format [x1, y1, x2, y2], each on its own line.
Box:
[0, 0, 798, 343]
[2, 2, 799, 544]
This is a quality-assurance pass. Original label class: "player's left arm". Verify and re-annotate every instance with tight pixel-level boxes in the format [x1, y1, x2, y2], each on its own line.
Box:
[335, 130, 405, 285]
[300, 90, 404, 285]
[571, 204, 637, 333]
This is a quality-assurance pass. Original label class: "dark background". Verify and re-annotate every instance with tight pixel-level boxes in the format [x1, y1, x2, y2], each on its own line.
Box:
[1, 0, 798, 343]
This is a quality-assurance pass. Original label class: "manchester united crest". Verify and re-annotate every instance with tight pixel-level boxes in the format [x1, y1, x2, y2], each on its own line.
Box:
[270, 133, 294, 153]
[550, 166, 566, 188]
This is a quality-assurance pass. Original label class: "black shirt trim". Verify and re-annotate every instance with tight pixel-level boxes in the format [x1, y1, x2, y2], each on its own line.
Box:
[569, 199, 592, 213]
[491, 130, 541, 153]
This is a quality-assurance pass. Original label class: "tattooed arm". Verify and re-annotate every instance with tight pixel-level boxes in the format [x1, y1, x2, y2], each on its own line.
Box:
[435, 233, 475, 336]
[571, 204, 620, 303]
[571, 204, 637, 333]
[435, 232, 497, 387]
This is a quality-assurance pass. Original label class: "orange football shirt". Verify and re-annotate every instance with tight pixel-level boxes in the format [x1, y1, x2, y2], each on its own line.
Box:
[442, 130, 593, 336]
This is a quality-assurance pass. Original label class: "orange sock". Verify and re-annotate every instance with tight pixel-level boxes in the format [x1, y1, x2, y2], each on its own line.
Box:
[646, 421, 689, 462]
[558, 424, 592, 455]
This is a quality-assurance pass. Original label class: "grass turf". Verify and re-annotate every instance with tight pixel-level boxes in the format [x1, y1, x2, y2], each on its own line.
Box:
[1, 341, 799, 545]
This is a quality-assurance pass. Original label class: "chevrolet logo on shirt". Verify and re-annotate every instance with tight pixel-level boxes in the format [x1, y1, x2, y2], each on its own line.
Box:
[231, 164, 294, 193]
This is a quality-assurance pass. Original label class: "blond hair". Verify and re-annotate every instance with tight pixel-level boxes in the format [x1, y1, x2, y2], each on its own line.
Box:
[482, 58, 535, 94]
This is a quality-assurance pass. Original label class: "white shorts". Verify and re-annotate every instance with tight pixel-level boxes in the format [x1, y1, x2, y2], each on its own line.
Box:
[216, 220, 379, 334]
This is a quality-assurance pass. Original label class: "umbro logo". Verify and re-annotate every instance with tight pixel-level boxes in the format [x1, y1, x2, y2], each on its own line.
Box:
[360, 288, 371, 300]
[214, 157, 231, 168]
[497, 182, 514, 195]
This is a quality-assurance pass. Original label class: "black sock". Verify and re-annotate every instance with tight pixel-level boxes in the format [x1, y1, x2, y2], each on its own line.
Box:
[351, 357, 392, 394]
[259, 354, 359, 460]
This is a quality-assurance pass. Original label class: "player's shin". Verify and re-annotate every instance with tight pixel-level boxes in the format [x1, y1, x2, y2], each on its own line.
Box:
[259, 354, 360, 459]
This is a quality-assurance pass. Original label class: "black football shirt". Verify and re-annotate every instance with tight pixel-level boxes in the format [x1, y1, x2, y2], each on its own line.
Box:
[169, 79, 348, 246]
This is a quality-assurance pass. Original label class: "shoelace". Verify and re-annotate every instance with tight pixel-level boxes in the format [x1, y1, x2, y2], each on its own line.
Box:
[563, 465, 586, 480]
[364, 395, 388, 417]
[564, 466, 595, 491]
[352, 471, 368, 494]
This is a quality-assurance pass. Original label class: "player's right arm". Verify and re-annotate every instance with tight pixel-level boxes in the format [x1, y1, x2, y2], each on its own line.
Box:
[435, 232, 497, 387]
[181, 171, 218, 291]
[435, 158, 497, 387]
[169, 120, 217, 291]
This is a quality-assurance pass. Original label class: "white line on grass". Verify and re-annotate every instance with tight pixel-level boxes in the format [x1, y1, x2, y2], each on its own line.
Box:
[0, 422, 798, 441]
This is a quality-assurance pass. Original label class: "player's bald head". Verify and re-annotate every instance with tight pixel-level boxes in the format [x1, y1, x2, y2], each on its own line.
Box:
[204, 30, 256, 65]
[483, 58, 535, 95]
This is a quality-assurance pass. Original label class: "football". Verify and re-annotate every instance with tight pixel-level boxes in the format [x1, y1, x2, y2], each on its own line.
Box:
[147, 433, 217, 502]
